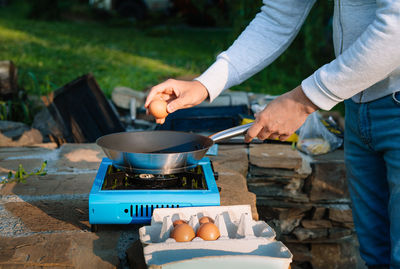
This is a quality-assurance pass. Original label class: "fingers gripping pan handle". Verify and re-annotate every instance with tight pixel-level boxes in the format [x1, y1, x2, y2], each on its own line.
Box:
[209, 123, 253, 143]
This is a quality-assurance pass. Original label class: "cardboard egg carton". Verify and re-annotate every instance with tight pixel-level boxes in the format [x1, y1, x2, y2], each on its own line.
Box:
[144, 239, 292, 268]
[139, 205, 292, 268]
[139, 205, 275, 244]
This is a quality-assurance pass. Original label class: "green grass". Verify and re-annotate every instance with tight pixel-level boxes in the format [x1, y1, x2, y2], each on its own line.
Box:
[0, 1, 344, 114]
[0, 4, 232, 96]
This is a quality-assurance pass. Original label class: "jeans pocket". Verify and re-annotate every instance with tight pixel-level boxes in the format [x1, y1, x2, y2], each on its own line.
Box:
[393, 91, 400, 106]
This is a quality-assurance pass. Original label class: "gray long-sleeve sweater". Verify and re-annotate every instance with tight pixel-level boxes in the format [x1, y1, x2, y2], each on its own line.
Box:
[195, 0, 400, 110]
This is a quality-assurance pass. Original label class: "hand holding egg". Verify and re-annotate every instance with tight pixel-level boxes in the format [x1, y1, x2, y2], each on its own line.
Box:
[145, 79, 209, 124]
[148, 99, 168, 121]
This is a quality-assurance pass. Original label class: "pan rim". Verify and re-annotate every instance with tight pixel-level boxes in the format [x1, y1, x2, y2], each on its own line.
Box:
[96, 130, 214, 155]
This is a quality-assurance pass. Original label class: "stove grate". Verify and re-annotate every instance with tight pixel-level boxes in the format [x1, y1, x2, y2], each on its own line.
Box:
[101, 165, 207, 190]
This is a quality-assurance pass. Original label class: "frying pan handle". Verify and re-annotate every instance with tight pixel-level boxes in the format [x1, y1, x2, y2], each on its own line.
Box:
[209, 123, 253, 143]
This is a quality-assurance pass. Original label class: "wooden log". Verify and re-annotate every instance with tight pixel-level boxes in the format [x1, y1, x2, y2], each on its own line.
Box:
[0, 60, 17, 97]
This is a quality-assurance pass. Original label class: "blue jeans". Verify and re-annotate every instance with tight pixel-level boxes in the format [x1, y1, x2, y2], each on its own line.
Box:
[345, 92, 400, 268]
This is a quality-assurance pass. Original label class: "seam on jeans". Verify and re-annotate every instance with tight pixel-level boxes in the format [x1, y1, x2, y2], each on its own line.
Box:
[357, 104, 362, 142]
[358, 103, 373, 150]
[357, 104, 366, 145]
[366, 103, 374, 150]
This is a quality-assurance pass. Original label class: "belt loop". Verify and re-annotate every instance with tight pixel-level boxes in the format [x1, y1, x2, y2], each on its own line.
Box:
[393, 91, 400, 104]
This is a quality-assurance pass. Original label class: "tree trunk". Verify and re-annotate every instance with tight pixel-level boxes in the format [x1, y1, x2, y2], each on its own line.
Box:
[0, 60, 18, 98]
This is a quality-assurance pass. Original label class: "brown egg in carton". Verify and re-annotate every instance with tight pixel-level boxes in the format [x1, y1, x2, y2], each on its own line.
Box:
[139, 205, 276, 244]
[138, 205, 292, 268]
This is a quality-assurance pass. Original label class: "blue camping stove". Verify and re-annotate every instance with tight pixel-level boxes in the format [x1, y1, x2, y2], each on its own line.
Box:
[89, 157, 220, 231]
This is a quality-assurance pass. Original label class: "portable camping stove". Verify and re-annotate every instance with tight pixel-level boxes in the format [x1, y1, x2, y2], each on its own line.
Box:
[89, 157, 220, 230]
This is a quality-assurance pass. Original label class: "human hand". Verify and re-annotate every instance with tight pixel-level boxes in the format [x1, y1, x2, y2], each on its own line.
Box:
[245, 85, 318, 142]
[145, 79, 209, 124]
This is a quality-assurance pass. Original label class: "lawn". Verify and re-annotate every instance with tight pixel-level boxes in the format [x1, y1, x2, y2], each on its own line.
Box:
[0, 1, 343, 114]
[0, 4, 234, 96]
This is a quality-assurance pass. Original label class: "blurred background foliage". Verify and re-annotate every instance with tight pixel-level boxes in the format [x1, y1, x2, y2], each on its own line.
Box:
[0, 0, 341, 124]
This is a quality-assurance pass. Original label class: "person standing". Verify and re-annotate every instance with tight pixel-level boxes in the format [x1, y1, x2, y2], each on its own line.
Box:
[145, 1, 400, 268]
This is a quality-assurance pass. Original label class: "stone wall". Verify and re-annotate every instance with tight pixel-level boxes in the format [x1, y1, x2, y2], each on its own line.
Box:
[247, 144, 366, 269]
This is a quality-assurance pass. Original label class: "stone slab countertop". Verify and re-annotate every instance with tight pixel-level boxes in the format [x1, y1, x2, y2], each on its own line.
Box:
[0, 143, 257, 269]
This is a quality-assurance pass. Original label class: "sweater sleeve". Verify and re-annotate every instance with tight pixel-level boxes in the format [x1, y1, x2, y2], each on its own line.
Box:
[302, 0, 400, 110]
[195, 0, 316, 102]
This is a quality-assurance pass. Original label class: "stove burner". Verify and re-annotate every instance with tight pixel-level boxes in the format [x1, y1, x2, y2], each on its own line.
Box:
[101, 165, 208, 190]
[139, 174, 155, 179]
[114, 163, 199, 175]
